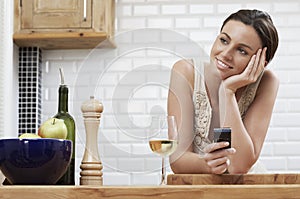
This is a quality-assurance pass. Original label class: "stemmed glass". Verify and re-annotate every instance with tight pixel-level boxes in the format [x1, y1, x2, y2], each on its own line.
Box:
[148, 115, 178, 185]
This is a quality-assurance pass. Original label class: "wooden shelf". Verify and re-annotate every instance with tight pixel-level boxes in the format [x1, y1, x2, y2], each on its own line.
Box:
[13, 32, 115, 50]
[1, 184, 300, 199]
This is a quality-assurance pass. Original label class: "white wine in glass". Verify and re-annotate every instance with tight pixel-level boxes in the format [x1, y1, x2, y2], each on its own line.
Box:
[149, 140, 178, 157]
[148, 115, 178, 185]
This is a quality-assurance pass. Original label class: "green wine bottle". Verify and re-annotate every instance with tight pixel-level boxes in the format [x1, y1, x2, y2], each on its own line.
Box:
[55, 69, 75, 185]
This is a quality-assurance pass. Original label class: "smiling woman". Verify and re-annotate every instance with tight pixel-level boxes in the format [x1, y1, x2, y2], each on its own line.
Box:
[168, 9, 279, 175]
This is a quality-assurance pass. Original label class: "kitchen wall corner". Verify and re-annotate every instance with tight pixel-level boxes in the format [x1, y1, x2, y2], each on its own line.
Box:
[0, 0, 18, 138]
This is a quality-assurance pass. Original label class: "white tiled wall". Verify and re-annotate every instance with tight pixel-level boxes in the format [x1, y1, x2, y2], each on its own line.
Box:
[42, 0, 300, 185]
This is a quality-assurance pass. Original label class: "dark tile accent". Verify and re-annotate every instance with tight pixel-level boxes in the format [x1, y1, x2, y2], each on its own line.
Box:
[18, 47, 42, 135]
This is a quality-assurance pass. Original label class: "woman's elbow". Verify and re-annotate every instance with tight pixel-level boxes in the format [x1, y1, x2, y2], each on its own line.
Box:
[170, 160, 184, 174]
[229, 167, 250, 174]
[229, 160, 254, 174]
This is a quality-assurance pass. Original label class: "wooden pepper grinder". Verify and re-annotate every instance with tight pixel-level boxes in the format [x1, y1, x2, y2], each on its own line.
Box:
[80, 96, 104, 185]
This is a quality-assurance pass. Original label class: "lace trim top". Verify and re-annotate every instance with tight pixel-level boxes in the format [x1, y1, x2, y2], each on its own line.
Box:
[192, 60, 263, 154]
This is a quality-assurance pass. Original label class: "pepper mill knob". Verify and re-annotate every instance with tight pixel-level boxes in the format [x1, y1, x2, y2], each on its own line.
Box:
[80, 96, 104, 185]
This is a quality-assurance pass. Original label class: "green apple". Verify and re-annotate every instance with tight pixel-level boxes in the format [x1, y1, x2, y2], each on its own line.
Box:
[19, 133, 41, 139]
[38, 118, 68, 139]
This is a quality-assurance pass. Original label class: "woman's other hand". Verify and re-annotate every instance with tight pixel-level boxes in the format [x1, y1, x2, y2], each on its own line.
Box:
[221, 47, 267, 94]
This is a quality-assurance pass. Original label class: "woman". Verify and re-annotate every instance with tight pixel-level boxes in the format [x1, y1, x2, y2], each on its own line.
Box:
[168, 9, 279, 174]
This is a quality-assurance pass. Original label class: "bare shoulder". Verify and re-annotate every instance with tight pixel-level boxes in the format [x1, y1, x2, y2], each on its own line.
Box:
[259, 69, 280, 94]
[262, 70, 279, 86]
[172, 59, 195, 88]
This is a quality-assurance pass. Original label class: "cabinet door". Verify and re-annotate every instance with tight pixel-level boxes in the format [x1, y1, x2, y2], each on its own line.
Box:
[21, 0, 92, 29]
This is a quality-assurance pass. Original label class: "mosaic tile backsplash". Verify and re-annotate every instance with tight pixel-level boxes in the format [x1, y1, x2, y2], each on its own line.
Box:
[18, 47, 42, 135]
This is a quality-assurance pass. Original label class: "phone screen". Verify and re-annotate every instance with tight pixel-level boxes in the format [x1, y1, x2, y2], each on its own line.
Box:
[213, 127, 231, 149]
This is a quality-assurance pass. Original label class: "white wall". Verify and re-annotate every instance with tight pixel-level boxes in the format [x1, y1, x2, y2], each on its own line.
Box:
[41, 0, 300, 185]
[0, 0, 18, 138]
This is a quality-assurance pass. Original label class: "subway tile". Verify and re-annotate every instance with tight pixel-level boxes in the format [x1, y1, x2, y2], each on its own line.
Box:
[131, 143, 153, 156]
[272, 113, 300, 127]
[277, 85, 300, 99]
[161, 5, 186, 15]
[118, 158, 145, 172]
[175, 17, 201, 28]
[119, 17, 147, 30]
[203, 16, 224, 28]
[132, 58, 160, 69]
[103, 172, 131, 185]
[259, 157, 287, 170]
[102, 158, 118, 172]
[99, 129, 118, 143]
[148, 18, 173, 28]
[118, 129, 149, 143]
[288, 100, 300, 112]
[277, 28, 300, 42]
[274, 142, 300, 156]
[102, 143, 132, 158]
[272, 99, 289, 113]
[117, 5, 132, 16]
[274, 2, 300, 13]
[286, 15, 300, 26]
[287, 157, 300, 170]
[134, 5, 159, 16]
[245, 3, 271, 12]
[287, 128, 300, 141]
[145, 157, 163, 173]
[189, 4, 214, 14]
[190, 30, 218, 42]
[122, 100, 147, 114]
[216, 4, 243, 14]
[287, 42, 300, 55]
[132, 173, 159, 185]
[265, 127, 287, 141]
[260, 142, 273, 156]
[272, 55, 300, 70]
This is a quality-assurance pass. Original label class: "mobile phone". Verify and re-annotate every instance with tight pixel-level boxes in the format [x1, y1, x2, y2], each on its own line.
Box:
[213, 127, 231, 150]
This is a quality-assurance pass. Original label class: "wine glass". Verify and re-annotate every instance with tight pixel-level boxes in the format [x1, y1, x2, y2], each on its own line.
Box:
[148, 115, 178, 185]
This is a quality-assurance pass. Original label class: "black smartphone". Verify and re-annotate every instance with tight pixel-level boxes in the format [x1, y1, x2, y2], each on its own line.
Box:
[213, 127, 231, 150]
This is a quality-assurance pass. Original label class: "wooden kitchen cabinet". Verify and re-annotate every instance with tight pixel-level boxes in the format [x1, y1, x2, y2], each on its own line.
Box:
[13, 0, 115, 49]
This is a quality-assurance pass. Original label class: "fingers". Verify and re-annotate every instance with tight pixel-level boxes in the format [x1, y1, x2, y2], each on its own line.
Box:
[207, 157, 229, 174]
[202, 143, 236, 174]
[203, 142, 230, 153]
[254, 47, 267, 76]
[259, 47, 267, 69]
[245, 47, 267, 82]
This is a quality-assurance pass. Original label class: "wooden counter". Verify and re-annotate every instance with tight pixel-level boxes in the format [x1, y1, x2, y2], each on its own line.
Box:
[0, 184, 300, 199]
[167, 173, 300, 185]
[1, 174, 300, 199]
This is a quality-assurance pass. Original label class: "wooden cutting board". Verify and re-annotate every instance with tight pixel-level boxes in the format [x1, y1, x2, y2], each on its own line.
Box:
[167, 174, 300, 185]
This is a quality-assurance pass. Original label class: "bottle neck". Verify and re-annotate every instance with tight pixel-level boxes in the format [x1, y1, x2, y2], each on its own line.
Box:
[58, 85, 69, 112]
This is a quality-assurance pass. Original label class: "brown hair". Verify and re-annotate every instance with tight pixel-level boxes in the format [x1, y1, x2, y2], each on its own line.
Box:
[221, 9, 279, 63]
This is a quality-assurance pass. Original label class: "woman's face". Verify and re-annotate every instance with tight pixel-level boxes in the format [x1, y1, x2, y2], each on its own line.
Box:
[210, 20, 263, 80]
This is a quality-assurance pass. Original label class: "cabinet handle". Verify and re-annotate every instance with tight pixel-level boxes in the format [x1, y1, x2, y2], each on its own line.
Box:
[83, 0, 87, 21]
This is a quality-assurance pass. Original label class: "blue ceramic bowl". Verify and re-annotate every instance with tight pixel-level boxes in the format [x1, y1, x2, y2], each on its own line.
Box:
[0, 138, 72, 185]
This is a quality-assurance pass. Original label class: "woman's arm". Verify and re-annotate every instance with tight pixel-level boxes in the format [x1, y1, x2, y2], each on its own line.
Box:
[219, 48, 279, 173]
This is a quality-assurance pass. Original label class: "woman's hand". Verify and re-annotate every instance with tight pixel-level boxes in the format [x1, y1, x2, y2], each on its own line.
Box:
[202, 142, 236, 174]
[221, 47, 267, 94]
